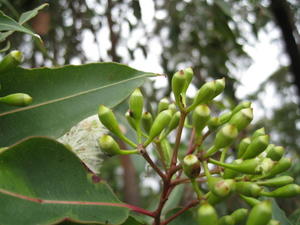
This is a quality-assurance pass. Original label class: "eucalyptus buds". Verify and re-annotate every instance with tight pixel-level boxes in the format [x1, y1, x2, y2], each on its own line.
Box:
[0, 93, 32, 106]
[245, 201, 272, 225]
[182, 154, 201, 179]
[0, 50, 23, 73]
[129, 88, 144, 120]
[197, 203, 218, 225]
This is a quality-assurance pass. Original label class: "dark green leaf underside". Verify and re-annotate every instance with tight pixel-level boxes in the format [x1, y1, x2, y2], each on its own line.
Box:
[0, 62, 155, 146]
[0, 137, 130, 225]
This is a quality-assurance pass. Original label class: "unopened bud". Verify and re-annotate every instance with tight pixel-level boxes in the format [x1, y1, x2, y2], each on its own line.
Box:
[182, 67, 194, 93]
[192, 104, 210, 135]
[0, 93, 32, 106]
[213, 77, 225, 98]
[231, 101, 252, 115]
[246, 200, 272, 225]
[190, 81, 216, 109]
[98, 105, 123, 138]
[231, 208, 248, 224]
[260, 184, 300, 198]
[257, 176, 294, 187]
[219, 111, 232, 125]
[0, 50, 23, 73]
[266, 145, 284, 161]
[210, 158, 261, 174]
[141, 112, 153, 133]
[129, 88, 143, 120]
[262, 157, 292, 179]
[172, 70, 187, 105]
[242, 135, 269, 159]
[125, 110, 137, 130]
[197, 203, 218, 225]
[235, 182, 263, 197]
[157, 97, 169, 113]
[229, 108, 253, 131]
[98, 135, 120, 156]
[207, 117, 220, 131]
[237, 137, 251, 158]
[219, 215, 234, 225]
[251, 127, 265, 140]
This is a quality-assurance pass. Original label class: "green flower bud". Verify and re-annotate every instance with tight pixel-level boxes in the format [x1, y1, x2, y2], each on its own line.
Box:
[231, 208, 248, 224]
[256, 176, 294, 187]
[231, 101, 252, 115]
[0, 50, 23, 73]
[0, 93, 32, 106]
[242, 135, 269, 159]
[197, 203, 218, 225]
[213, 78, 225, 98]
[237, 137, 251, 158]
[192, 104, 211, 135]
[240, 194, 261, 207]
[262, 157, 292, 179]
[182, 67, 194, 93]
[206, 124, 238, 156]
[98, 105, 123, 138]
[209, 158, 261, 174]
[125, 110, 137, 130]
[157, 97, 169, 113]
[245, 201, 272, 225]
[172, 70, 187, 105]
[251, 127, 265, 140]
[168, 103, 177, 114]
[129, 88, 143, 120]
[166, 111, 180, 133]
[211, 178, 235, 198]
[223, 167, 240, 179]
[182, 154, 201, 179]
[207, 117, 220, 131]
[98, 135, 138, 156]
[266, 145, 284, 161]
[145, 109, 173, 145]
[219, 111, 233, 125]
[219, 215, 234, 225]
[260, 184, 300, 197]
[207, 191, 225, 205]
[267, 220, 280, 225]
[229, 108, 253, 131]
[141, 112, 153, 133]
[235, 182, 263, 197]
[190, 81, 216, 109]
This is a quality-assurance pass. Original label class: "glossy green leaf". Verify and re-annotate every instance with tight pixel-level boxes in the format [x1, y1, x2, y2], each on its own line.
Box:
[18, 3, 49, 24]
[0, 137, 130, 225]
[0, 11, 40, 39]
[0, 63, 155, 146]
[166, 208, 198, 225]
[271, 199, 293, 225]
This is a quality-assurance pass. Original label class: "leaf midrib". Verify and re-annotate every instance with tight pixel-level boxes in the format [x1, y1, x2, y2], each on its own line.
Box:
[0, 73, 152, 117]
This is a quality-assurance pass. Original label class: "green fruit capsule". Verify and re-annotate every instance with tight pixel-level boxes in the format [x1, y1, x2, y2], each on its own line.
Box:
[197, 203, 218, 225]
[129, 88, 144, 120]
[211, 178, 235, 198]
[209, 158, 262, 174]
[141, 112, 153, 133]
[98, 135, 138, 156]
[206, 124, 238, 156]
[98, 105, 123, 138]
[267, 220, 280, 225]
[189, 80, 216, 111]
[237, 137, 251, 158]
[219, 111, 233, 125]
[229, 108, 253, 131]
[125, 110, 137, 130]
[240, 194, 261, 207]
[157, 97, 169, 113]
[192, 104, 211, 135]
[0, 50, 23, 73]
[213, 77, 225, 98]
[207, 116, 220, 131]
[235, 182, 263, 197]
[231, 208, 248, 224]
[231, 101, 252, 115]
[242, 135, 269, 159]
[262, 157, 292, 179]
[256, 176, 294, 187]
[182, 67, 194, 93]
[182, 154, 201, 179]
[260, 184, 300, 197]
[0, 93, 32, 106]
[172, 70, 187, 105]
[251, 127, 265, 140]
[219, 215, 235, 225]
[246, 200, 272, 225]
[145, 109, 173, 145]
[266, 145, 284, 161]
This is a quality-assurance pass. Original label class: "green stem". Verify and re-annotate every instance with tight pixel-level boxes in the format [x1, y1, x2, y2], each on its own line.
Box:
[120, 135, 137, 148]
[220, 147, 229, 163]
[119, 149, 139, 155]
[191, 178, 203, 200]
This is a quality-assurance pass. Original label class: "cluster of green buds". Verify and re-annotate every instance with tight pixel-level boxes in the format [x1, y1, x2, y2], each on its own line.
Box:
[0, 50, 33, 107]
[97, 67, 299, 225]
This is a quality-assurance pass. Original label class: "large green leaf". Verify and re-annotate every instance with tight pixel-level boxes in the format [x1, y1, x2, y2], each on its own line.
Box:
[0, 137, 130, 225]
[0, 63, 155, 146]
[18, 3, 49, 24]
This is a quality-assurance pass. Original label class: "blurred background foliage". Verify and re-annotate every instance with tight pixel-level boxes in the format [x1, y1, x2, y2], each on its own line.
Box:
[1, 0, 299, 222]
